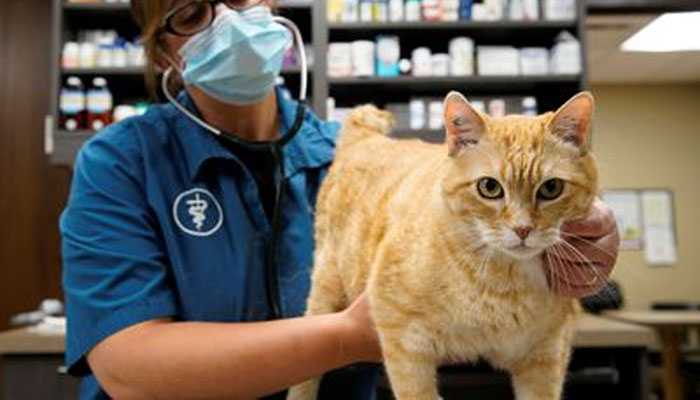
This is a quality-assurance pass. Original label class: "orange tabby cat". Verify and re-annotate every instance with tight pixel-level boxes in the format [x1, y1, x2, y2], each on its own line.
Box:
[287, 92, 598, 400]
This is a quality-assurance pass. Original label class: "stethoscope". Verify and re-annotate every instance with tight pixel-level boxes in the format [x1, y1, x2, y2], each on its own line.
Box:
[162, 16, 309, 321]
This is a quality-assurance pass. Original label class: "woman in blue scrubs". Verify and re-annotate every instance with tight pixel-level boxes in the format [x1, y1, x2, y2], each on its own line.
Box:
[60, 1, 621, 399]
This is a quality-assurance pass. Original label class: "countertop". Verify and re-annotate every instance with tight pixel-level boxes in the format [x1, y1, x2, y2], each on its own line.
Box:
[0, 314, 657, 356]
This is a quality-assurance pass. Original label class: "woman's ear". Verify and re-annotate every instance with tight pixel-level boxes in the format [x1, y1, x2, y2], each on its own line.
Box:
[443, 91, 487, 157]
[155, 43, 178, 71]
[547, 92, 595, 151]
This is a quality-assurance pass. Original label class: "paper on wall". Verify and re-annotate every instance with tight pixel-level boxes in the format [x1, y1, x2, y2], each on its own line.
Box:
[641, 190, 678, 265]
[601, 190, 643, 250]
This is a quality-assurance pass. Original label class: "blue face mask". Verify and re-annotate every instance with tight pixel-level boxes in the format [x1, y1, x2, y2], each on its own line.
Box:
[178, 6, 292, 105]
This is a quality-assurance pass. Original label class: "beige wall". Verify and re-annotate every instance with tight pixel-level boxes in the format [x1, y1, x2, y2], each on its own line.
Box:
[590, 84, 700, 310]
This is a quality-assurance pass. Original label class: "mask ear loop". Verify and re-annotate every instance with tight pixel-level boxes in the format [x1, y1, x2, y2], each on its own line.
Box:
[160, 15, 308, 141]
[273, 16, 308, 102]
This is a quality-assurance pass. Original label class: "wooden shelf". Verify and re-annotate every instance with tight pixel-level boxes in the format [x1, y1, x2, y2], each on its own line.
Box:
[329, 20, 577, 31]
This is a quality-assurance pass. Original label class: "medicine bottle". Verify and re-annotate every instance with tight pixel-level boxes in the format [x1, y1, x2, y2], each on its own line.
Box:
[86, 77, 114, 131]
[59, 76, 86, 131]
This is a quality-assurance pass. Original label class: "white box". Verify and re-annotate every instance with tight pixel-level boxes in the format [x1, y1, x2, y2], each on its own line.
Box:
[477, 46, 520, 76]
[520, 48, 550, 75]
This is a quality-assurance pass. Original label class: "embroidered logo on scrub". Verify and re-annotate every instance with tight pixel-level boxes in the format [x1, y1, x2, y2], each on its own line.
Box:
[172, 188, 224, 237]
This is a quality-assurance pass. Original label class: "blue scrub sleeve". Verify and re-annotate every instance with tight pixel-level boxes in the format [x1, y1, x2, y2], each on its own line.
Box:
[60, 126, 178, 376]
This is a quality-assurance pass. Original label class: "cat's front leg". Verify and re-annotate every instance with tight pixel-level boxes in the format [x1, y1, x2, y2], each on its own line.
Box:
[509, 335, 572, 400]
[510, 354, 567, 400]
[378, 325, 441, 400]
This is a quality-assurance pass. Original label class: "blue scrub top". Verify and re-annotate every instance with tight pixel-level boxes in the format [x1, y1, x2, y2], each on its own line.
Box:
[60, 87, 379, 399]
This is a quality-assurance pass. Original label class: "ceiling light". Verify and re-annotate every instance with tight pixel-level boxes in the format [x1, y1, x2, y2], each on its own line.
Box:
[621, 12, 700, 52]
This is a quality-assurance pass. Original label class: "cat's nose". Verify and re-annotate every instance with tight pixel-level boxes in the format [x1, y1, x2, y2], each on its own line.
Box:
[513, 226, 534, 240]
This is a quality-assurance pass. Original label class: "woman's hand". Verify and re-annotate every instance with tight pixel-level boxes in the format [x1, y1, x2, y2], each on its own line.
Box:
[339, 291, 383, 363]
[543, 199, 620, 298]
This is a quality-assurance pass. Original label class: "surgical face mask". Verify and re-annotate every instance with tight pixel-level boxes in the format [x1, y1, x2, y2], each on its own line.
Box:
[177, 6, 292, 105]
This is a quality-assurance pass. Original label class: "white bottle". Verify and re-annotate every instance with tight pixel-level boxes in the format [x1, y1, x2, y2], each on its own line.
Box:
[409, 100, 426, 130]
[522, 97, 538, 116]
[405, 0, 421, 21]
[411, 47, 433, 77]
[62, 42, 80, 69]
[342, 0, 360, 22]
[522, 0, 540, 20]
[509, 0, 525, 20]
[389, 0, 404, 22]
[428, 101, 444, 130]
[449, 37, 475, 76]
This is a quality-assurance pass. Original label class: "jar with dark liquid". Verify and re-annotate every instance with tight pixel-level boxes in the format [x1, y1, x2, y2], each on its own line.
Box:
[86, 77, 113, 131]
[59, 76, 86, 131]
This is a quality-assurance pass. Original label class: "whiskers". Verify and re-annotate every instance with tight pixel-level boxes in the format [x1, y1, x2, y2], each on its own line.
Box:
[547, 239, 619, 304]
[440, 225, 498, 278]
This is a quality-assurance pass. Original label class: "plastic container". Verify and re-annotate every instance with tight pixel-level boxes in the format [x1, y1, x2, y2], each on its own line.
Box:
[86, 77, 113, 131]
[373, 0, 388, 22]
[449, 37, 475, 76]
[342, 0, 359, 22]
[431, 54, 451, 76]
[376, 36, 401, 77]
[409, 100, 426, 130]
[389, 0, 404, 22]
[428, 101, 444, 130]
[411, 47, 432, 76]
[59, 76, 86, 131]
[405, 0, 421, 21]
[62, 42, 80, 69]
[360, 0, 373, 22]
[522, 96, 539, 116]
[351, 40, 376, 77]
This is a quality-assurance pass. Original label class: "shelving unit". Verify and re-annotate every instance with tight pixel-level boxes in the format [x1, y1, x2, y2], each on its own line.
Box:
[328, 20, 577, 30]
[314, 0, 589, 125]
[49, 0, 314, 165]
[50, 0, 588, 166]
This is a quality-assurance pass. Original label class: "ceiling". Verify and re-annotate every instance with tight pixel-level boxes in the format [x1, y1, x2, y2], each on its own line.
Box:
[586, 14, 700, 83]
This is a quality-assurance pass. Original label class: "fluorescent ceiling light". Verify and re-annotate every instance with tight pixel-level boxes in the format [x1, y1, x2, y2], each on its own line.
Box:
[621, 12, 700, 52]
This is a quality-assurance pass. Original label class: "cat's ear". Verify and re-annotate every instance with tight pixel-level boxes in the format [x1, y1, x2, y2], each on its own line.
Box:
[548, 92, 595, 150]
[444, 91, 487, 157]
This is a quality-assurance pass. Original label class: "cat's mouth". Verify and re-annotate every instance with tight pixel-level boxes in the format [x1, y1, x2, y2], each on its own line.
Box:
[502, 244, 543, 260]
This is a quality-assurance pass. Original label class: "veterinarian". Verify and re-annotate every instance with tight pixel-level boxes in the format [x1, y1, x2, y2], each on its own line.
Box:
[59, 1, 621, 399]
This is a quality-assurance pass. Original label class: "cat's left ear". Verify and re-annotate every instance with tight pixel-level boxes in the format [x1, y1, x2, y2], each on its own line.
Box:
[548, 91, 595, 151]
[444, 91, 487, 157]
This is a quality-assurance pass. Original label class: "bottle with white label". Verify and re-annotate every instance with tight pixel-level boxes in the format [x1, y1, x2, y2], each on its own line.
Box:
[86, 77, 113, 131]
[522, 96, 539, 116]
[59, 76, 86, 131]
[389, 0, 404, 21]
[359, 0, 373, 22]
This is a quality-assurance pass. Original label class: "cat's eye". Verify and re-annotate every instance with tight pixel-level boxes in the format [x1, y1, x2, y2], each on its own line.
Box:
[477, 178, 504, 200]
[537, 179, 565, 201]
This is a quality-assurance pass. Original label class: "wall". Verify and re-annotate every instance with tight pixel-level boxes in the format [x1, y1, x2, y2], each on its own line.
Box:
[591, 84, 700, 310]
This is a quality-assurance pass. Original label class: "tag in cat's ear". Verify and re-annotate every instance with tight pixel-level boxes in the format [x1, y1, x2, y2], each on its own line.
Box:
[444, 91, 487, 157]
[548, 92, 595, 151]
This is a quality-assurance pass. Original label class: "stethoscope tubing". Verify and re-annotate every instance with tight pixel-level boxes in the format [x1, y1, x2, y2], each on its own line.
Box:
[161, 12, 309, 321]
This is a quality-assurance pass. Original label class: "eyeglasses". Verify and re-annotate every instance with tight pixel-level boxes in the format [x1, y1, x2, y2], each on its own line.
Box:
[163, 0, 268, 36]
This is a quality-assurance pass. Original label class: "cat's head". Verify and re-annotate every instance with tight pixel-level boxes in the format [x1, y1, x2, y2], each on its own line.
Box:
[440, 92, 598, 261]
